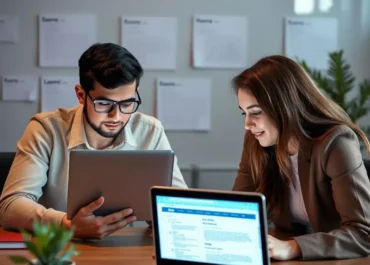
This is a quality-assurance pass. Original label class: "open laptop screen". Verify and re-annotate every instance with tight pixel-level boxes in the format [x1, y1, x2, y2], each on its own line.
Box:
[155, 195, 264, 265]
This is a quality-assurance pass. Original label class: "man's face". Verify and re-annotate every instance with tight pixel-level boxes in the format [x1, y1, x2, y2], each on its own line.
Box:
[77, 81, 138, 138]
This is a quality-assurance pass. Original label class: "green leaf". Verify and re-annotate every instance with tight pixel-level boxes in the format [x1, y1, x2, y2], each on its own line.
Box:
[24, 239, 47, 264]
[59, 244, 79, 262]
[28, 222, 49, 261]
[8, 220, 78, 265]
[20, 230, 31, 242]
[300, 60, 336, 99]
[9, 256, 30, 264]
[359, 79, 370, 106]
[47, 225, 74, 259]
[327, 50, 355, 107]
[33, 220, 48, 238]
[298, 50, 370, 126]
[346, 99, 369, 122]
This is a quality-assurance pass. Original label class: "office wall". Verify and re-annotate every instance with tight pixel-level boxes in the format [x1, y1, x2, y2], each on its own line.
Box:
[0, 0, 369, 189]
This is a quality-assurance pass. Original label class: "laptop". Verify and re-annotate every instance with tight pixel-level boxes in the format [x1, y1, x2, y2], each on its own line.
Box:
[150, 186, 270, 265]
[67, 150, 174, 221]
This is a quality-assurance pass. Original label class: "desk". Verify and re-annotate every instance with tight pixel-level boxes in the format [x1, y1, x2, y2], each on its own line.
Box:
[1, 227, 369, 265]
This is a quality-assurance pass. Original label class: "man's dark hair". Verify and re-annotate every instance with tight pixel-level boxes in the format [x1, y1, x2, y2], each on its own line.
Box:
[78, 43, 143, 92]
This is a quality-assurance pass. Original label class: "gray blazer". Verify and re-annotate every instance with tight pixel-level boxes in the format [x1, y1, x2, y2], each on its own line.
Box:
[233, 125, 370, 260]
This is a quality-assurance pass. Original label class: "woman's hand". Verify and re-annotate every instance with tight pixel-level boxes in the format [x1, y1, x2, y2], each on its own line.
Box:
[268, 235, 302, 261]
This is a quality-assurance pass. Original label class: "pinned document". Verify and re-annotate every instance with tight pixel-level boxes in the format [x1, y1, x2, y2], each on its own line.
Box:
[192, 15, 248, 69]
[284, 17, 338, 69]
[0, 15, 18, 43]
[121, 17, 177, 70]
[39, 14, 97, 67]
[41, 76, 78, 112]
[156, 78, 211, 131]
[1, 76, 38, 101]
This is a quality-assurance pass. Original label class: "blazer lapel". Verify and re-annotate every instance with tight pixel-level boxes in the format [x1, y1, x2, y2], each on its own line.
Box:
[298, 143, 319, 232]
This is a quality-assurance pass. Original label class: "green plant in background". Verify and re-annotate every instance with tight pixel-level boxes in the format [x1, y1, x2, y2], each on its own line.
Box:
[9, 220, 79, 265]
[299, 50, 370, 137]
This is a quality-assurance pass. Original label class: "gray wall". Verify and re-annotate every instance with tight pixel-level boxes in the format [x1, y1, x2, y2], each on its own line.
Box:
[0, 0, 369, 189]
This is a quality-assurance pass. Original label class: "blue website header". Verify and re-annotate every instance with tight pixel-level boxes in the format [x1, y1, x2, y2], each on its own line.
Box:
[161, 207, 256, 219]
[156, 195, 259, 211]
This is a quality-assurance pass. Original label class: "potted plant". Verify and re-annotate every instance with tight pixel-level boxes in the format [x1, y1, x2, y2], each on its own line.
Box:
[299, 50, 370, 137]
[9, 220, 79, 265]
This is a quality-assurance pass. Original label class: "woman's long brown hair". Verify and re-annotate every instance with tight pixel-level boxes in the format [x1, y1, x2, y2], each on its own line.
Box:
[232, 55, 370, 219]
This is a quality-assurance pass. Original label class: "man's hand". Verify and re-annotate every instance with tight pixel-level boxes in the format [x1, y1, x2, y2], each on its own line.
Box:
[62, 196, 136, 239]
[268, 235, 301, 261]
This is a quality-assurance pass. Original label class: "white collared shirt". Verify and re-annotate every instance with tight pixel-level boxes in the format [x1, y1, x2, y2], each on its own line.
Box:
[0, 104, 187, 230]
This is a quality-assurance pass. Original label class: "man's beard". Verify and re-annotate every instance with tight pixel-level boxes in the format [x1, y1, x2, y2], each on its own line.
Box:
[83, 104, 126, 138]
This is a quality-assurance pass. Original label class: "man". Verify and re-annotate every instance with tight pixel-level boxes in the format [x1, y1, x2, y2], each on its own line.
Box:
[0, 43, 187, 239]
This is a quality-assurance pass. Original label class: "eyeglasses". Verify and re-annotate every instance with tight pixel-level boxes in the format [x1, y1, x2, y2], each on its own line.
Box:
[87, 91, 142, 114]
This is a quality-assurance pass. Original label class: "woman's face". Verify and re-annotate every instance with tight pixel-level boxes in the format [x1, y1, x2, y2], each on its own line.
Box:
[237, 88, 279, 147]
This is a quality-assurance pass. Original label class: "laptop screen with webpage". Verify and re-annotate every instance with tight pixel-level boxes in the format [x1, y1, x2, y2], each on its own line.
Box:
[151, 187, 269, 265]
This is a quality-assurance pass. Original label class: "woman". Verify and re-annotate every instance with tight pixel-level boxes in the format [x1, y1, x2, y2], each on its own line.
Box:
[232, 55, 370, 261]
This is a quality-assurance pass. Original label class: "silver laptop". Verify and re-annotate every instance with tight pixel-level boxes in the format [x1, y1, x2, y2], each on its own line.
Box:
[67, 150, 174, 221]
[150, 186, 270, 265]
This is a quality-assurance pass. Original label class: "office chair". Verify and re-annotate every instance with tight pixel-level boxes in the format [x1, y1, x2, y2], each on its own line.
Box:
[0, 152, 16, 193]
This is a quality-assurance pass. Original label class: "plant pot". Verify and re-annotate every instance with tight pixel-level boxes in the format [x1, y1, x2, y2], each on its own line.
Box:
[29, 259, 76, 265]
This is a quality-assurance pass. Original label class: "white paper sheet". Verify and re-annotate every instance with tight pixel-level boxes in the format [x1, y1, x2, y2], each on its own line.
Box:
[41, 76, 78, 112]
[156, 78, 211, 131]
[284, 17, 338, 69]
[121, 17, 177, 70]
[192, 15, 248, 69]
[0, 15, 18, 42]
[39, 14, 97, 67]
[1, 76, 38, 101]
